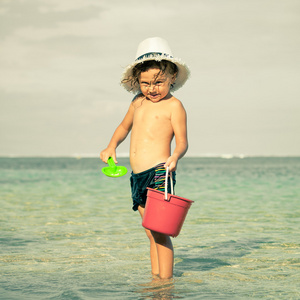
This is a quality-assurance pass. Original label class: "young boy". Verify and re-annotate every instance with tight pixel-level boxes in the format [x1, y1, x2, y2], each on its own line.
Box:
[100, 37, 190, 279]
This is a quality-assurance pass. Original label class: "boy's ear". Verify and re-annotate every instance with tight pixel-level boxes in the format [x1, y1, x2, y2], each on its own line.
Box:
[171, 73, 177, 83]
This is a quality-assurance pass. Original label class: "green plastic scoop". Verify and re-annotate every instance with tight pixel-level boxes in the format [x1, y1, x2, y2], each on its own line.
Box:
[101, 157, 127, 177]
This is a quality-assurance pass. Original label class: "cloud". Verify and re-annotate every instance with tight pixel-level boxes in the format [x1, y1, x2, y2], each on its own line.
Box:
[14, 18, 109, 41]
[0, 0, 105, 39]
[37, 0, 104, 13]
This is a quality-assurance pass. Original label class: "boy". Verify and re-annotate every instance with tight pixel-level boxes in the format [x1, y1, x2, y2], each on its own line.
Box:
[100, 37, 190, 279]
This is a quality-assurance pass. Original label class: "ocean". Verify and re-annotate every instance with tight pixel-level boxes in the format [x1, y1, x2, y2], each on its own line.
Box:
[0, 157, 299, 299]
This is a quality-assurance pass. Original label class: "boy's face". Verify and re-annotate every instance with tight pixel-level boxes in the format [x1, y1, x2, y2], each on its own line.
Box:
[138, 68, 176, 102]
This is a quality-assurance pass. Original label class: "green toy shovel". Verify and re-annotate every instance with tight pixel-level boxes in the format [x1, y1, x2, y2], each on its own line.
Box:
[101, 157, 127, 177]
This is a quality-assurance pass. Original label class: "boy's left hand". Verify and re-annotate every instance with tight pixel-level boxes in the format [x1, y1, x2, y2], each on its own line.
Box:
[164, 156, 178, 172]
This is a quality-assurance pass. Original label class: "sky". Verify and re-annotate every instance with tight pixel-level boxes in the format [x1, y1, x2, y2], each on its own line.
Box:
[0, 0, 299, 157]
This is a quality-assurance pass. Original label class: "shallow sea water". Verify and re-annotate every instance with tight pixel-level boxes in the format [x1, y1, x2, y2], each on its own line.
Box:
[0, 157, 299, 299]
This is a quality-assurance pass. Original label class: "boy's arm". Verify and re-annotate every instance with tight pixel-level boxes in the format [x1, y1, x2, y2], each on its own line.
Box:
[165, 100, 188, 172]
[100, 102, 134, 164]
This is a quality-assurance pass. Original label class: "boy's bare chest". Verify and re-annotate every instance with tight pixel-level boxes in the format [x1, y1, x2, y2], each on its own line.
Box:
[133, 101, 170, 123]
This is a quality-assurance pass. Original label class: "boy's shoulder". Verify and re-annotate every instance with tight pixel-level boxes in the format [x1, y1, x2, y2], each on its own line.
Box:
[169, 96, 184, 107]
[170, 95, 181, 103]
[131, 93, 144, 103]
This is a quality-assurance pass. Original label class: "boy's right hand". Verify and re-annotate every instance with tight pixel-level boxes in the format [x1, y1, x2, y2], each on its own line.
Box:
[100, 148, 117, 164]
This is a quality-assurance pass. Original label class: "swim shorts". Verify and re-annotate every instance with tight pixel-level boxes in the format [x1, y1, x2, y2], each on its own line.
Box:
[130, 163, 176, 211]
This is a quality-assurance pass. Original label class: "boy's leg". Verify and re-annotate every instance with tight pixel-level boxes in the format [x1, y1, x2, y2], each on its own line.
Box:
[151, 231, 174, 279]
[138, 205, 174, 279]
[138, 205, 159, 276]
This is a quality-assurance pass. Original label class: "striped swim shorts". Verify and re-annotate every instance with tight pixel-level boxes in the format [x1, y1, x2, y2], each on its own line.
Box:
[130, 162, 176, 211]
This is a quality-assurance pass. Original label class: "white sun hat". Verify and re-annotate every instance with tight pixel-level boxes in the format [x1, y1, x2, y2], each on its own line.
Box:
[121, 37, 190, 94]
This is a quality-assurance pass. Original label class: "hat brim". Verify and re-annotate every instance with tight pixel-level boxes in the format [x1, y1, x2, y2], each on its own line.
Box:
[120, 54, 190, 94]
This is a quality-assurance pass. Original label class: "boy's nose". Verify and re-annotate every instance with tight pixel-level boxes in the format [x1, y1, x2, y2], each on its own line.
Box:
[149, 83, 157, 91]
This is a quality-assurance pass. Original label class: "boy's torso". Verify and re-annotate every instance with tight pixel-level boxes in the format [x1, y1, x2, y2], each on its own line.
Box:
[130, 96, 177, 173]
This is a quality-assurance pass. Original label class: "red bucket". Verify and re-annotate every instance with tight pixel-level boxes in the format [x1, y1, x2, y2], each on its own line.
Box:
[142, 168, 194, 237]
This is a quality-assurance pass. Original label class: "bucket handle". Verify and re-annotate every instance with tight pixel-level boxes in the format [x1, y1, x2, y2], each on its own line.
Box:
[164, 167, 174, 201]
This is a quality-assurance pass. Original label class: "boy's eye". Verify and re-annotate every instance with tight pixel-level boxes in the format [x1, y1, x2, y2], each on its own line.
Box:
[139, 79, 165, 88]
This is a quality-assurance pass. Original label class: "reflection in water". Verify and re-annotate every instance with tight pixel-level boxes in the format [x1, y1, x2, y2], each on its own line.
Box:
[136, 277, 176, 299]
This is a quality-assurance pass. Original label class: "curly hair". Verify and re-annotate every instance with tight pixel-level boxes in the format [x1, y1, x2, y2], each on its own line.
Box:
[121, 60, 178, 92]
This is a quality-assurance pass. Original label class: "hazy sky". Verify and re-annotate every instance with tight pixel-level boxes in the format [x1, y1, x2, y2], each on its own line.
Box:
[1, 0, 299, 157]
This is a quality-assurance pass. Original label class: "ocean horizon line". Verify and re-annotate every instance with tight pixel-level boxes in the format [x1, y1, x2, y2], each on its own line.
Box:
[1, 153, 299, 159]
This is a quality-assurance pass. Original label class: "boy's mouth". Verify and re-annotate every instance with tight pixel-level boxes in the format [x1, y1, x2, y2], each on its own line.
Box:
[149, 93, 159, 98]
